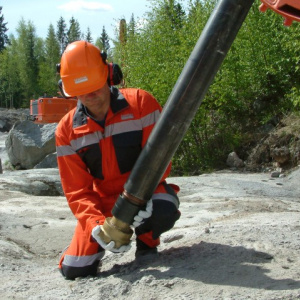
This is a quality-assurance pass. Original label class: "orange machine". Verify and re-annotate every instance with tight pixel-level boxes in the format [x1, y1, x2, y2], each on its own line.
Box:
[29, 97, 77, 124]
[260, 0, 300, 26]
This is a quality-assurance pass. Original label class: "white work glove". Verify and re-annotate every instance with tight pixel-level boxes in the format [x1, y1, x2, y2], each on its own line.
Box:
[132, 199, 153, 228]
[91, 225, 131, 253]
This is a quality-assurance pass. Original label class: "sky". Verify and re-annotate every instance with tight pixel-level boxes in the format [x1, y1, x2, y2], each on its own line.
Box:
[1, 0, 151, 42]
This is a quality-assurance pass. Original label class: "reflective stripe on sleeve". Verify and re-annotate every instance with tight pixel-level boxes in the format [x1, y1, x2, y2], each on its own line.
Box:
[70, 131, 103, 151]
[105, 119, 142, 137]
[56, 145, 76, 157]
[105, 110, 160, 138]
[141, 110, 160, 128]
[56, 131, 103, 157]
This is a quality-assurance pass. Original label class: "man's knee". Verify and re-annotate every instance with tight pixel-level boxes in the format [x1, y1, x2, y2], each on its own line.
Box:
[152, 183, 180, 220]
[152, 200, 181, 234]
[60, 259, 100, 280]
[58, 246, 105, 280]
[136, 195, 180, 240]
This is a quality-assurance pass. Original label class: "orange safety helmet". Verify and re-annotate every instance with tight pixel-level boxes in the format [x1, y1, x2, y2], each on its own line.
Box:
[60, 40, 109, 97]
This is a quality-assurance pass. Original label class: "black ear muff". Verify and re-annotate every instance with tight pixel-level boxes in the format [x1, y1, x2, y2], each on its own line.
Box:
[101, 51, 123, 86]
[56, 63, 61, 73]
[107, 63, 123, 86]
[58, 79, 73, 99]
[56, 63, 70, 98]
[101, 51, 107, 63]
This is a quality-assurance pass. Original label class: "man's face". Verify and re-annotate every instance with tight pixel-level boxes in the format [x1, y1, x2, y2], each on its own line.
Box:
[77, 84, 109, 108]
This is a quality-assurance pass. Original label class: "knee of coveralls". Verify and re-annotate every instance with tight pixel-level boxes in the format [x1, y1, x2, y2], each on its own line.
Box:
[58, 194, 117, 279]
[135, 182, 181, 247]
[58, 221, 105, 280]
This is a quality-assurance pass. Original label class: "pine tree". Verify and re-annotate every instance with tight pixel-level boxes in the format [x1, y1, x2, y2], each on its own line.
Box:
[85, 27, 93, 43]
[56, 16, 67, 55]
[0, 36, 22, 108]
[0, 6, 9, 52]
[164, 0, 186, 30]
[67, 17, 81, 44]
[16, 19, 39, 103]
[39, 24, 61, 96]
[128, 14, 136, 38]
[96, 26, 110, 53]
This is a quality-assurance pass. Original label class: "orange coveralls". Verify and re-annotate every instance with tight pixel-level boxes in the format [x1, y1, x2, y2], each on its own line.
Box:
[55, 87, 179, 278]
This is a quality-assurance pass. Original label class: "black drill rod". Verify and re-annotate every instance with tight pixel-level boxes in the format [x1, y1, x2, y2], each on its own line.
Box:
[113, 0, 255, 222]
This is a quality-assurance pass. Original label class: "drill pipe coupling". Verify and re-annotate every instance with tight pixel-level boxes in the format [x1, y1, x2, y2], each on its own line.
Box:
[99, 216, 133, 249]
[99, 191, 147, 250]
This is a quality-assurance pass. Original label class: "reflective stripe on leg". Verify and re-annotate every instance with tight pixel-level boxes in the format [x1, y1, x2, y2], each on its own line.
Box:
[63, 251, 105, 268]
[152, 193, 179, 209]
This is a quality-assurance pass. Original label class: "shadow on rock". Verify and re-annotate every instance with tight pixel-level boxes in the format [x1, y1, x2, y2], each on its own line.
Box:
[99, 241, 300, 291]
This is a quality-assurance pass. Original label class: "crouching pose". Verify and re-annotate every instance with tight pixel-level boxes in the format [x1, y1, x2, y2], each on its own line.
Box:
[56, 41, 180, 280]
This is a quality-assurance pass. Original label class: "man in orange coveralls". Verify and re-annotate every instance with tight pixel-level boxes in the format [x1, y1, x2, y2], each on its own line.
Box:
[56, 40, 180, 280]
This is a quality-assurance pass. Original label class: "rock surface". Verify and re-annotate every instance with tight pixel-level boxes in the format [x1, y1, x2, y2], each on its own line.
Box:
[0, 168, 62, 196]
[0, 168, 299, 299]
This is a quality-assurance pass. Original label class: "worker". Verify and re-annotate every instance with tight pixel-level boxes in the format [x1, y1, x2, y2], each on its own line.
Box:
[55, 40, 180, 280]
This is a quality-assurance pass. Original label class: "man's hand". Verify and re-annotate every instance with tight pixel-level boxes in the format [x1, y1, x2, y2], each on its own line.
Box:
[92, 225, 131, 253]
[132, 199, 153, 228]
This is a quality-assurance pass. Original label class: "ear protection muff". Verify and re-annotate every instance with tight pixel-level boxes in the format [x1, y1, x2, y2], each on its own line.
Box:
[57, 52, 124, 98]
[57, 78, 72, 99]
[107, 62, 123, 86]
[56, 64, 73, 99]
[101, 51, 123, 87]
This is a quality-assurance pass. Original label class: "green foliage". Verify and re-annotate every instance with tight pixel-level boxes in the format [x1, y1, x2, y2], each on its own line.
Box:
[0, 6, 9, 52]
[0, 14, 110, 108]
[38, 24, 61, 97]
[0, 40, 22, 107]
[15, 19, 39, 106]
[117, 0, 187, 103]
[1, 0, 300, 174]
[95, 26, 110, 54]
[56, 17, 68, 55]
[112, 0, 300, 174]
[85, 27, 93, 43]
[287, 87, 300, 109]
[67, 17, 81, 43]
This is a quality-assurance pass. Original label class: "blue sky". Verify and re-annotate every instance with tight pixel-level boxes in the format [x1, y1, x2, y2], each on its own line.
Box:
[1, 0, 151, 41]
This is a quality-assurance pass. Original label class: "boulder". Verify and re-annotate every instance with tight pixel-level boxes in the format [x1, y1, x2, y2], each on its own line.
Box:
[0, 132, 9, 166]
[5, 120, 57, 169]
[34, 153, 58, 169]
[0, 108, 29, 132]
[270, 146, 290, 165]
[226, 152, 245, 168]
[0, 168, 63, 196]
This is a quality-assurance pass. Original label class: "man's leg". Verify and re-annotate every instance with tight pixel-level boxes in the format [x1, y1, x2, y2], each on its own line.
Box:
[135, 182, 180, 256]
[59, 221, 105, 280]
